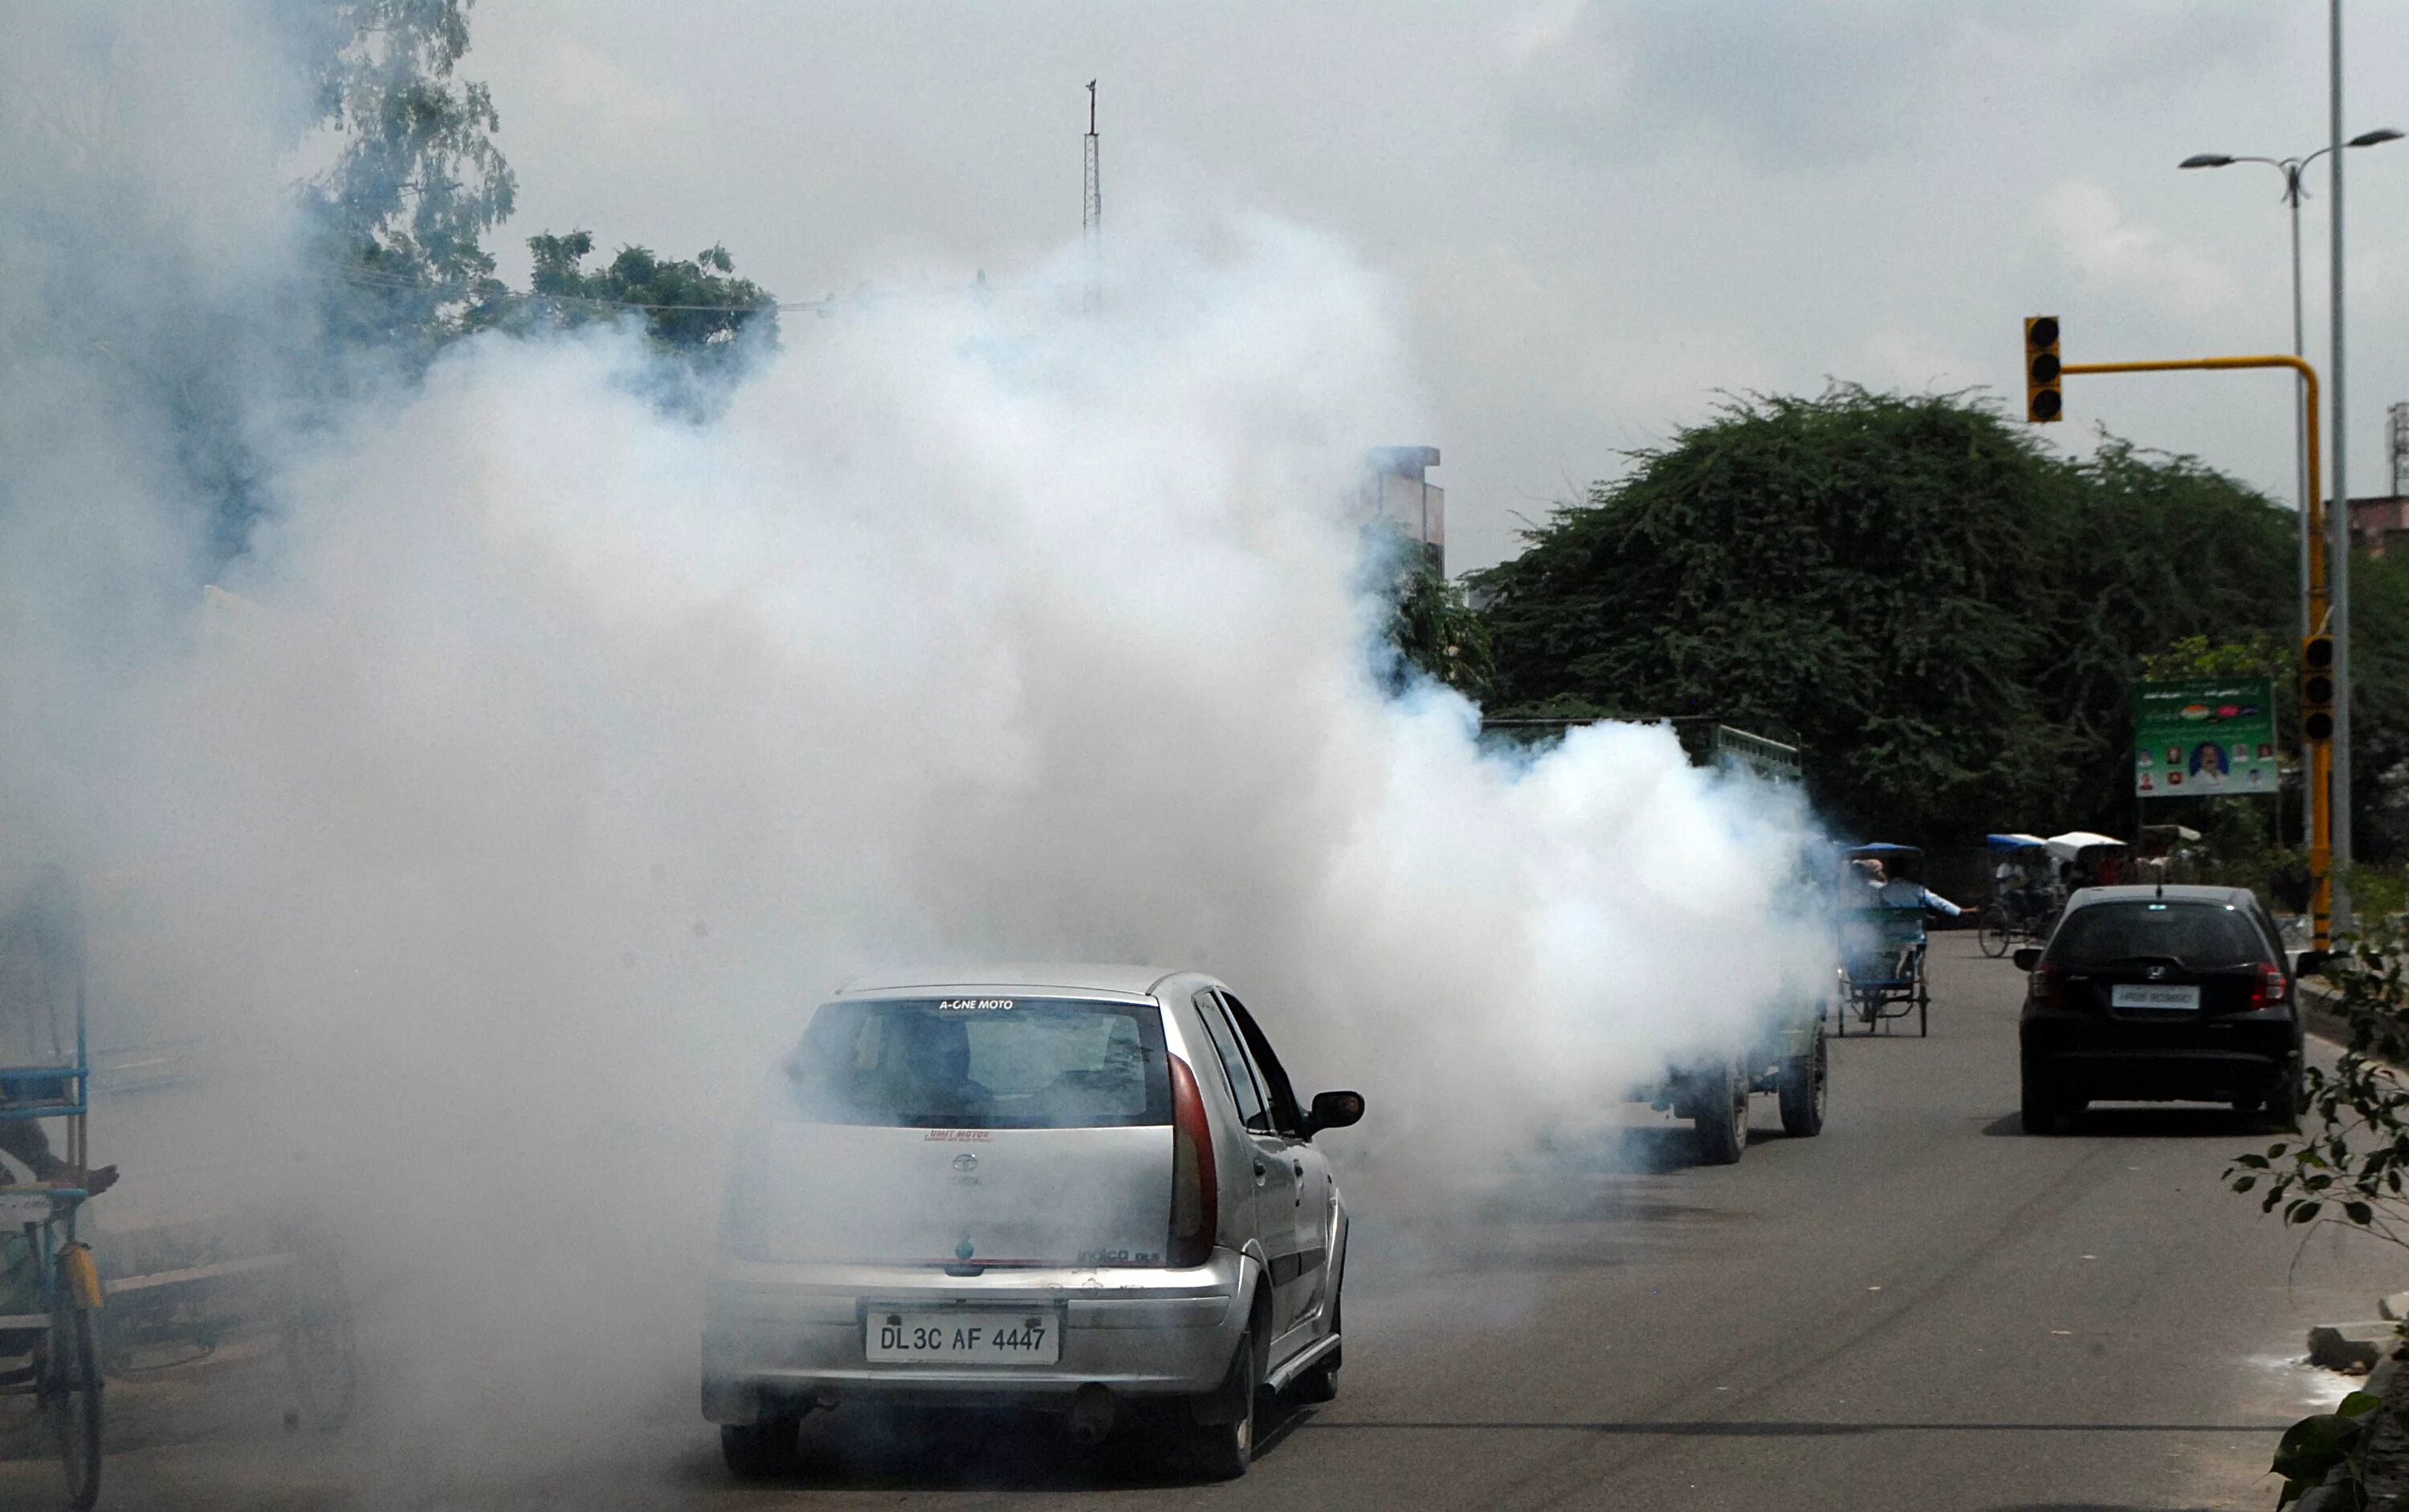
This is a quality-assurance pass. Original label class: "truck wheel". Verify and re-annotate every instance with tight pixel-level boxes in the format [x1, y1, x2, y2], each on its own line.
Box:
[1779, 1032, 1828, 1138]
[1690, 1061, 1746, 1165]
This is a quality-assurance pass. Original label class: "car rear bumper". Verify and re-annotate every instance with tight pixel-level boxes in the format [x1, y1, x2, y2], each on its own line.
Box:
[2022, 1010, 2300, 1102]
[700, 1249, 1253, 1424]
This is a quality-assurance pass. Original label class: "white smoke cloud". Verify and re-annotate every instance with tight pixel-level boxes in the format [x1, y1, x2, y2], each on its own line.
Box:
[1, 8, 1832, 1470]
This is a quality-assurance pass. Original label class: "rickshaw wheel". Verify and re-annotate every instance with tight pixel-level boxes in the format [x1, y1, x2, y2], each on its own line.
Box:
[47, 1305, 102, 1510]
[1977, 907, 2010, 959]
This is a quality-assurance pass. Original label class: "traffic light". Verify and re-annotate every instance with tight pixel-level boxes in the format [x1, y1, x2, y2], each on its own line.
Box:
[2302, 633, 2336, 743]
[2024, 316, 2063, 422]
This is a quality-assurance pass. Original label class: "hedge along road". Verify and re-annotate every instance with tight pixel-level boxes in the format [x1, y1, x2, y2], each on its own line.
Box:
[0, 934, 2394, 1510]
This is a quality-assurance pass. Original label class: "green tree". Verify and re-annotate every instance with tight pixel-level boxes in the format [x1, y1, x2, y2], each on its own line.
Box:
[2347, 548, 2409, 864]
[302, 0, 517, 355]
[1381, 541, 1494, 700]
[1471, 388, 2294, 842]
[521, 231, 779, 358]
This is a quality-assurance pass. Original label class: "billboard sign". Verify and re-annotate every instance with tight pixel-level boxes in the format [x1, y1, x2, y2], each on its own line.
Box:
[2134, 678, 2277, 798]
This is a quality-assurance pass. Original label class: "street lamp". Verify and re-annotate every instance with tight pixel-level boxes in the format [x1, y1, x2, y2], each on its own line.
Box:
[2180, 128, 2403, 637]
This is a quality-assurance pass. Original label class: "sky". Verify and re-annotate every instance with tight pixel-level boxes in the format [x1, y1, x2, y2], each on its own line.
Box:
[461, 1, 2409, 578]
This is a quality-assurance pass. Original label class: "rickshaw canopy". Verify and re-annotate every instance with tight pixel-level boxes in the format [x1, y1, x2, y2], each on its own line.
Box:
[1987, 833, 2048, 851]
[2044, 831, 2125, 863]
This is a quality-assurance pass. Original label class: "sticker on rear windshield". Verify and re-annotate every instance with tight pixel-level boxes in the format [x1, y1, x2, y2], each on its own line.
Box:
[937, 998, 1016, 1012]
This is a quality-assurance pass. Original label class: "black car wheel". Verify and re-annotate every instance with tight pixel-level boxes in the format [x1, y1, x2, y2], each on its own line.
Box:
[1180, 1319, 1263, 1481]
[2020, 1066, 2073, 1135]
[2265, 1063, 2307, 1132]
[721, 1417, 803, 1480]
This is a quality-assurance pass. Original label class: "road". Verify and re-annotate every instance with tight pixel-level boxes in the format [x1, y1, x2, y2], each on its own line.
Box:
[4, 934, 2398, 1510]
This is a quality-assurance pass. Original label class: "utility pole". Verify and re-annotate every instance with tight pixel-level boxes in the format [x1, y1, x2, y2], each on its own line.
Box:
[1082, 80, 1102, 312]
[2330, 0, 2354, 923]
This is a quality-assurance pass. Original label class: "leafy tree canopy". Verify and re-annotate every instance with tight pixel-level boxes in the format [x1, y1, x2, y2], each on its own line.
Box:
[1470, 388, 2296, 844]
[301, 0, 517, 352]
[1380, 536, 1494, 701]
[521, 230, 780, 357]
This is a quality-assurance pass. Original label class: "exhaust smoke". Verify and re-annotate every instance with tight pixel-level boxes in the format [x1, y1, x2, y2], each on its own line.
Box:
[0, 5, 1832, 1477]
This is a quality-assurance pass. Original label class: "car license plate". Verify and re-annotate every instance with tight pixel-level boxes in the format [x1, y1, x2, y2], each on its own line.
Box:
[2111, 984, 2201, 1010]
[866, 1309, 1061, 1365]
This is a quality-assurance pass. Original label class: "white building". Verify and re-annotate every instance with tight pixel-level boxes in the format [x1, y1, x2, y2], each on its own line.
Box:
[1363, 446, 1445, 574]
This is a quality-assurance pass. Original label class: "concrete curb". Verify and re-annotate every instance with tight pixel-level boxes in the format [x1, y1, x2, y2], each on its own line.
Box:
[2299, 979, 2352, 1048]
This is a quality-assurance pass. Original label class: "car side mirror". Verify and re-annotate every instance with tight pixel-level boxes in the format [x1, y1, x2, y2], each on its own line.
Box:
[2012, 948, 2040, 972]
[2296, 949, 2330, 977]
[1306, 1090, 1364, 1135]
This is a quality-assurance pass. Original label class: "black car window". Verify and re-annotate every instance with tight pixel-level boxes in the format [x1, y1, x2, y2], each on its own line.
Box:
[2048, 902, 2271, 972]
[1219, 992, 1306, 1139]
[1192, 988, 1268, 1130]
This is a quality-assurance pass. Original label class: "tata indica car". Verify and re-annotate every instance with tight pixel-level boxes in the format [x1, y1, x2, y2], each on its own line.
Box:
[2016, 885, 2322, 1134]
[703, 965, 1364, 1481]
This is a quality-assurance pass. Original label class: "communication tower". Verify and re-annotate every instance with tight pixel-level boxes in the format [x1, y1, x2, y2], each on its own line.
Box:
[1082, 80, 1101, 312]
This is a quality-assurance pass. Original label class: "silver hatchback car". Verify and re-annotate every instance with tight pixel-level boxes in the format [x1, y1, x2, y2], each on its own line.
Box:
[702, 965, 1364, 1480]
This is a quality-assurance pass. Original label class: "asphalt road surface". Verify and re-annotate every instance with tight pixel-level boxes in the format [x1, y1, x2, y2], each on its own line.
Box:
[5, 934, 2398, 1510]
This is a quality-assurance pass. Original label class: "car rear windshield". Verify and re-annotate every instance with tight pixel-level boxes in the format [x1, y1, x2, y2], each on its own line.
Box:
[2048, 902, 2270, 972]
[785, 996, 1171, 1129]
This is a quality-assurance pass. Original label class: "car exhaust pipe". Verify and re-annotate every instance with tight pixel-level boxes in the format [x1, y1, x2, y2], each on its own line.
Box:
[1067, 1383, 1116, 1445]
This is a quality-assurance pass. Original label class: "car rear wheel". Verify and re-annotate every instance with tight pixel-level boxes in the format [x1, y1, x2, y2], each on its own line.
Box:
[1690, 1061, 1746, 1165]
[721, 1416, 803, 1481]
[2266, 1064, 2306, 1132]
[2020, 1067, 2074, 1135]
[1180, 1320, 1262, 1481]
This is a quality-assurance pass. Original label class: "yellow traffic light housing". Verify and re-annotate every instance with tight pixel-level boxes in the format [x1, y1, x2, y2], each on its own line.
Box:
[2302, 633, 2336, 743]
[2025, 316, 2063, 422]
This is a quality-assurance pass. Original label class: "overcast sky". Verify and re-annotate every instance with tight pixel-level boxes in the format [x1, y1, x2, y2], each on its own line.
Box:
[467, 2, 2409, 577]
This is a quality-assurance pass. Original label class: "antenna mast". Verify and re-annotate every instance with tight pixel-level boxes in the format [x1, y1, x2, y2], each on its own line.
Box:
[1082, 80, 1102, 312]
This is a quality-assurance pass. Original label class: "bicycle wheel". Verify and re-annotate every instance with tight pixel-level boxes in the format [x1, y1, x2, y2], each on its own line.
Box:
[1977, 906, 2010, 958]
[47, 1303, 102, 1510]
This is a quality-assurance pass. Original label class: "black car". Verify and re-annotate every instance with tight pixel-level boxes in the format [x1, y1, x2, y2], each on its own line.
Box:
[2015, 884, 2324, 1135]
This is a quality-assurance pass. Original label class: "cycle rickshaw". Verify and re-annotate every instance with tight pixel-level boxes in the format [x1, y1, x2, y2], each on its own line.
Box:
[1976, 833, 2055, 958]
[2045, 831, 2130, 891]
[0, 876, 104, 1509]
[1837, 843, 1932, 1037]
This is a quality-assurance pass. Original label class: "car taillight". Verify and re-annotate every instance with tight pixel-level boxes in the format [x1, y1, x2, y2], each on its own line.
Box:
[1168, 1055, 1218, 1268]
[2251, 962, 2288, 1009]
[2033, 961, 2067, 1009]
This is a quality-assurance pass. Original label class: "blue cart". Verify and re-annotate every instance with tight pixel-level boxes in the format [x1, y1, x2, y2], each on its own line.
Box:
[0, 876, 105, 1509]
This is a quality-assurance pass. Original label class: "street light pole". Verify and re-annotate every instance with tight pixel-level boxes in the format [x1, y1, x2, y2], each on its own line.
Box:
[2179, 119, 2403, 879]
[2331, 0, 2352, 919]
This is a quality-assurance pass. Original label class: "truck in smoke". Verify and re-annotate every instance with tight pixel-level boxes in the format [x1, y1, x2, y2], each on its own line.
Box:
[1478, 717, 1831, 1165]
[1652, 723, 1829, 1163]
